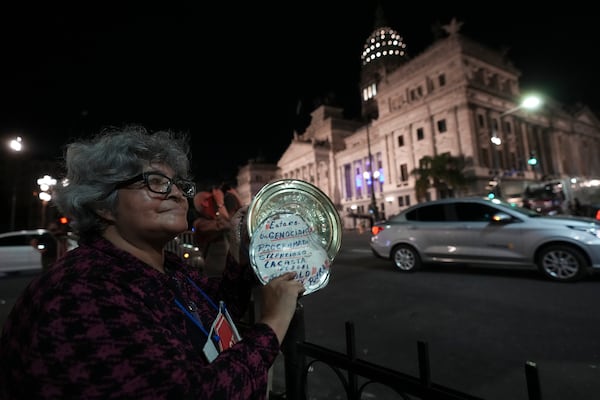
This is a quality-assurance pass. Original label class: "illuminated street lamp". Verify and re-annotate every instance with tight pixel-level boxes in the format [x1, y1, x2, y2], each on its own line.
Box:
[500, 94, 542, 117]
[8, 136, 24, 231]
[9, 136, 23, 152]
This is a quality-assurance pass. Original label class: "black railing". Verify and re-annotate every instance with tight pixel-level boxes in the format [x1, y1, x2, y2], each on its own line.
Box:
[265, 303, 543, 400]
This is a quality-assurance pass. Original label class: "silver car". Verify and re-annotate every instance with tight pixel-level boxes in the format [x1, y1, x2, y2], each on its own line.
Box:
[370, 197, 600, 282]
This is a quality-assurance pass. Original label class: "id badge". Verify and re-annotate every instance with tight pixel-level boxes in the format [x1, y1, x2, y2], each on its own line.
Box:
[211, 302, 242, 352]
[203, 302, 242, 362]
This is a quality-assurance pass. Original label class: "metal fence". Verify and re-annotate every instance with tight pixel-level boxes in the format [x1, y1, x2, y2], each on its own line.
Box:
[244, 304, 544, 400]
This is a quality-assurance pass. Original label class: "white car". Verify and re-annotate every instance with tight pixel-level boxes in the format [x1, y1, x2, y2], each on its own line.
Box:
[0, 229, 50, 274]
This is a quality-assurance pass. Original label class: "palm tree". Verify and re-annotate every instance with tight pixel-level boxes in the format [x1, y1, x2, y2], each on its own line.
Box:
[411, 153, 473, 202]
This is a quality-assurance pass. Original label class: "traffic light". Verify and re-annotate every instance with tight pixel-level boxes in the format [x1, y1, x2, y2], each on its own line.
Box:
[59, 216, 69, 225]
[528, 151, 538, 166]
[485, 180, 499, 199]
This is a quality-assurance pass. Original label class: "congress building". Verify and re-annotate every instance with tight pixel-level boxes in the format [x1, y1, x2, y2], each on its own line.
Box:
[238, 16, 600, 229]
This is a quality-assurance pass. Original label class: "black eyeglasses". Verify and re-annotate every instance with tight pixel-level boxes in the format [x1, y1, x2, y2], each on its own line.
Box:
[115, 171, 196, 198]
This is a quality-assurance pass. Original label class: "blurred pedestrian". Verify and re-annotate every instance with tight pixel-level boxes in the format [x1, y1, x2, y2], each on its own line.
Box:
[0, 125, 304, 400]
[193, 183, 243, 277]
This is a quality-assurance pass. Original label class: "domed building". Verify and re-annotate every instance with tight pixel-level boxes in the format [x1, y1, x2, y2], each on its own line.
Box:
[240, 9, 600, 228]
[360, 6, 408, 121]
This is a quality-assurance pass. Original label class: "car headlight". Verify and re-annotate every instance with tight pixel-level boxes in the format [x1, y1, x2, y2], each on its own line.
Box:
[570, 225, 600, 238]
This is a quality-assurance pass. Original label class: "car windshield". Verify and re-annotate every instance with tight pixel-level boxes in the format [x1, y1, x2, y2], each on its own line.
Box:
[487, 198, 542, 217]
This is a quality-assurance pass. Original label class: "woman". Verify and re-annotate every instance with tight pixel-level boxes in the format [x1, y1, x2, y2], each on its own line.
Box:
[0, 126, 304, 399]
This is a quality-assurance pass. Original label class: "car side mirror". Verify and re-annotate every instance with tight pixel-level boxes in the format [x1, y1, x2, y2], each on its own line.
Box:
[491, 212, 512, 223]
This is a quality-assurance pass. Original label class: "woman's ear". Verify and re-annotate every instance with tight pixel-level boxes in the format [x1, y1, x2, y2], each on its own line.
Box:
[96, 208, 116, 222]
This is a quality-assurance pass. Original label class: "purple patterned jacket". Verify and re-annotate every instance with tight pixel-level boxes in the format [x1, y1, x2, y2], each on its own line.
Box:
[0, 236, 279, 399]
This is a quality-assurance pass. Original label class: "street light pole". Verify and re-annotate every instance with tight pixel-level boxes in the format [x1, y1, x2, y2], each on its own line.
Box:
[528, 151, 539, 180]
[489, 95, 543, 197]
[366, 123, 379, 222]
[8, 136, 23, 231]
[490, 132, 502, 198]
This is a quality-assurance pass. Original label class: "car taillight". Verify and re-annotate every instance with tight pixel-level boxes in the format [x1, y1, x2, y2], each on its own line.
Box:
[371, 225, 385, 235]
[596, 209, 600, 221]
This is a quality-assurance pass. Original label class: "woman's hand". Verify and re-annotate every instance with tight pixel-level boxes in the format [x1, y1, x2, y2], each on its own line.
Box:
[211, 188, 229, 218]
[258, 272, 305, 344]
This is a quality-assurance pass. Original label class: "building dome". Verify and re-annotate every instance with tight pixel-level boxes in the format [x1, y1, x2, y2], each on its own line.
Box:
[360, 26, 407, 67]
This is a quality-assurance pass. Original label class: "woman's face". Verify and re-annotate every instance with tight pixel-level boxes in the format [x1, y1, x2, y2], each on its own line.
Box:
[112, 163, 189, 244]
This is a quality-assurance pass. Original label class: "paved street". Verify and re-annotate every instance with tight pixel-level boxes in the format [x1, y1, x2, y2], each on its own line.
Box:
[269, 230, 600, 400]
[3, 230, 600, 400]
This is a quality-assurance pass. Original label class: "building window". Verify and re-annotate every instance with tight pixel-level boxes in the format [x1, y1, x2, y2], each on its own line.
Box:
[397, 135, 404, 147]
[481, 148, 490, 169]
[478, 114, 485, 128]
[362, 83, 377, 101]
[354, 161, 363, 198]
[398, 196, 404, 207]
[400, 163, 408, 182]
[504, 120, 512, 134]
[510, 152, 517, 169]
[405, 195, 411, 206]
[344, 164, 353, 200]
[438, 74, 446, 87]
[416, 127, 424, 141]
[437, 119, 447, 133]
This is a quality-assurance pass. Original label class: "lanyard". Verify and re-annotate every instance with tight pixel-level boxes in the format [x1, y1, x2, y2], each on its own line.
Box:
[173, 276, 221, 342]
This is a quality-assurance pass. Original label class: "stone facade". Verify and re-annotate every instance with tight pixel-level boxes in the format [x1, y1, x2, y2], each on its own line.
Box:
[237, 19, 600, 229]
[235, 158, 280, 206]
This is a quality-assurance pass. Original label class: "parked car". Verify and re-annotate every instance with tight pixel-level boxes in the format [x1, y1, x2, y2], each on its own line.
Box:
[370, 197, 600, 282]
[521, 180, 566, 215]
[0, 229, 51, 274]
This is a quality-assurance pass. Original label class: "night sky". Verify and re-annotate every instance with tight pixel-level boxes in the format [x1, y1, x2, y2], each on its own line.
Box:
[1, 3, 598, 185]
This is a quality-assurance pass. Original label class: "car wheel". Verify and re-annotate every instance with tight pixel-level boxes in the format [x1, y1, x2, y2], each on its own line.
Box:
[391, 244, 421, 272]
[537, 245, 588, 282]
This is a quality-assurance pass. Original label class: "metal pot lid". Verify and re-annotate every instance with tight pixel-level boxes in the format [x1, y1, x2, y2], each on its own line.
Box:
[246, 179, 343, 294]
[247, 179, 342, 260]
[249, 212, 331, 295]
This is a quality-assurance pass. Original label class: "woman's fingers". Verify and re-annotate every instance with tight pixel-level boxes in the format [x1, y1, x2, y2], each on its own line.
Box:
[271, 272, 305, 294]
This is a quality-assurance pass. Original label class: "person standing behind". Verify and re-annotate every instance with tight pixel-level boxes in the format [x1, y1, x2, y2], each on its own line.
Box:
[193, 184, 243, 277]
[0, 125, 304, 400]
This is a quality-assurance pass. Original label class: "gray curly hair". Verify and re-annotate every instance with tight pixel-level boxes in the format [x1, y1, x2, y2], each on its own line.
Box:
[52, 125, 193, 237]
